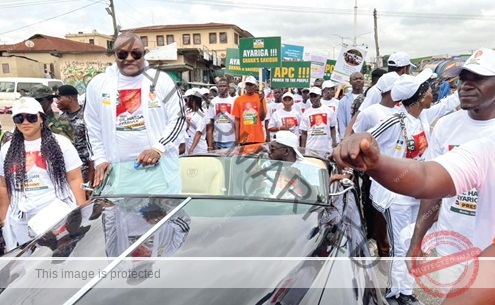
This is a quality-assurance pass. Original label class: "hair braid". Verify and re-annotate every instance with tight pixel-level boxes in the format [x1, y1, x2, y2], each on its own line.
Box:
[4, 129, 26, 200]
[39, 124, 70, 198]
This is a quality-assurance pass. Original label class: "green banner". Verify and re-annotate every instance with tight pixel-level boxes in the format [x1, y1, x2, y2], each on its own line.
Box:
[323, 59, 337, 80]
[239, 37, 282, 68]
[224, 48, 260, 76]
[270, 61, 311, 88]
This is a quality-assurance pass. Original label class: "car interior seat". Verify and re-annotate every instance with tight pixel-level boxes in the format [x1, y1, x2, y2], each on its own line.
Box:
[180, 156, 226, 195]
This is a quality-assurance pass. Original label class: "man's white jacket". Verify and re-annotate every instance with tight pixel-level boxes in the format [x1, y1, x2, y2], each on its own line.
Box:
[84, 63, 186, 192]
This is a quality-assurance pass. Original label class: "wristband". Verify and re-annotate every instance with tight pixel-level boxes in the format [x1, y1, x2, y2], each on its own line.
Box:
[152, 148, 163, 157]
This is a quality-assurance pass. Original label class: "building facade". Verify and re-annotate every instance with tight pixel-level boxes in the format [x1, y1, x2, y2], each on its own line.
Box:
[65, 30, 113, 49]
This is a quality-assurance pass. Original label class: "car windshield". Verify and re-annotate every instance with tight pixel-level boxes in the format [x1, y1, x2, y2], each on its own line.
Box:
[97, 151, 329, 205]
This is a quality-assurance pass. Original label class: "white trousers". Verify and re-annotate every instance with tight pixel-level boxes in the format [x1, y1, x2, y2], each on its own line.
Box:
[383, 203, 419, 297]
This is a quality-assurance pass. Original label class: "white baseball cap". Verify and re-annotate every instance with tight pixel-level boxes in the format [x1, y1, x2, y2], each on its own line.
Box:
[309, 87, 322, 96]
[12, 97, 44, 117]
[321, 80, 337, 89]
[199, 88, 210, 95]
[245, 75, 258, 85]
[274, 130, 304, 160]
[388, 51, 417, 69]
[210, 86, 218, 92]
[447, 47, 495, 77]
[184, 88, 202, 98]
[391, 68, 433, 101]
[375, 72, 400, 93]
[282, 92, 294, 100]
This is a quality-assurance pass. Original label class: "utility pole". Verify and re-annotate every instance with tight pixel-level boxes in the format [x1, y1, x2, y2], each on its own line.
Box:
[109, 0, 118, 37]
[373, 8, 381, 68]
[353, 0, 358, 46]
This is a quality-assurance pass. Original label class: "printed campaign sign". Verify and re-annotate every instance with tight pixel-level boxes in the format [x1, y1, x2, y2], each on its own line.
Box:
[323, 59, 337, 80]
[225, 48, 260, 76]
[282, 44, 304, 61]
[331, 46, 367, 84]
[239, 37, 282, 68]
[270, 61, 311, 88]
[309, 54, 327, 79]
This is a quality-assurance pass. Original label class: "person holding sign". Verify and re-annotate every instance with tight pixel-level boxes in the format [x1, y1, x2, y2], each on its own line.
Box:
[232, 76, 267, 145]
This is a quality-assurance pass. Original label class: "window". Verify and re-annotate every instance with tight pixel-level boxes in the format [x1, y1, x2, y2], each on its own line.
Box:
[167, 35, 174, 44]
[89, 39, 95, 45]
[140, 36, 148, 47]
[193, 33, 201, 45]
[0, 81, 14, 92]
[1, 64, 9, 74]
[17, 82, 42, 92]
[182, 34, 190, 45]
[209, 32, 217, 44]
[157, 35, 164, 46]
[219, 32, 228, 44]
[234, 33, 239, 45]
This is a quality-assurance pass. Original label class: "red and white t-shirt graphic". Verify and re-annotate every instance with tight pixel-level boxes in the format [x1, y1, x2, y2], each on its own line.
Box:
[309, 113, 327, 127]
[406, 130, 428, 159]
[116, 89, 145, 131]
[215, 103, 232, 115]
[282, 117, 298, 128]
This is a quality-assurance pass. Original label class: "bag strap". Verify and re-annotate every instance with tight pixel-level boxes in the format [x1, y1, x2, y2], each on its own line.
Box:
[395, 113, 416, 152]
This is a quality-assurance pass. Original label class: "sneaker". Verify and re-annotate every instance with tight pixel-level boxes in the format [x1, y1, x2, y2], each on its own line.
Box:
[397, 293, 424, 305]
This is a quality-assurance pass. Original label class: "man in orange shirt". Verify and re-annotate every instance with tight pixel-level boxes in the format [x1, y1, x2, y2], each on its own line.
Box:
[232, 76, 267, 145]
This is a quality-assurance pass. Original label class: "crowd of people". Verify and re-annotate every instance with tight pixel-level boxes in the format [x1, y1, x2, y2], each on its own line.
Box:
[0, 32, 492, 305]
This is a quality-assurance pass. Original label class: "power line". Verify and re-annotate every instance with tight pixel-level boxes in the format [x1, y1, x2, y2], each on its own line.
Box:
[121, 0, 154, 24]
[152, 0, 495, 21]
[0, 2, 102, 36]
[0, 0, 104, 9]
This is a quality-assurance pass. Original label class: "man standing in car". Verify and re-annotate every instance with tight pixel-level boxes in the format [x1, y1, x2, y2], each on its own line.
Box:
[84, 33, 185, 193]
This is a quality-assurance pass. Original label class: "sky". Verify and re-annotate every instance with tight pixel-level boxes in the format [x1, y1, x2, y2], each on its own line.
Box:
[1, 0, 495, 62]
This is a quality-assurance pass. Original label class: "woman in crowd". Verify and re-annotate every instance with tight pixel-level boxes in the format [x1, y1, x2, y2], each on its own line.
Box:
[0, 97, 86, 252]
[185, 89, 208, 155]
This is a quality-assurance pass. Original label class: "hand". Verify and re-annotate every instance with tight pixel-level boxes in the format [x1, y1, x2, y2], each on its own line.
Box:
[137, 149, 161, 167]
[188, 148, 194, 155]
[332, 133, 380, 172]
[93, 162, 111, 189]
[406, 247, 426, 275]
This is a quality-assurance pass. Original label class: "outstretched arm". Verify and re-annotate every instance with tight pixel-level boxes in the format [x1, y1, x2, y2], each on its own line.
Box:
[333, 132, 456, 199]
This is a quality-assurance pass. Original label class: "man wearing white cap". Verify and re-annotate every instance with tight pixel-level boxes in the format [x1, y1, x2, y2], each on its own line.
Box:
[300, 87, 337, 153]
[387, 51, 416, 75]
[333, 49, 495, 305]
[363, 68, 458, 304]
[406, 47, 495, 289]
[232, 75, 267, 144]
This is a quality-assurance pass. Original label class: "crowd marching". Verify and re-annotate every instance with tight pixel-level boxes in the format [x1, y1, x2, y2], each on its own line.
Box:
[0, 31, 494, 305]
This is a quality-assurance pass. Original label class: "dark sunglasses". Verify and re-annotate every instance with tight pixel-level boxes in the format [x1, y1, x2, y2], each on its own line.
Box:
[115, 49, 143, 60]
[13, 113, 39, 124]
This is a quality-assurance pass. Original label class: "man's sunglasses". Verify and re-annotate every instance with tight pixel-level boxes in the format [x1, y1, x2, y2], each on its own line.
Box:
[13, 113, 39, 124]
[115, 49, 143, 60]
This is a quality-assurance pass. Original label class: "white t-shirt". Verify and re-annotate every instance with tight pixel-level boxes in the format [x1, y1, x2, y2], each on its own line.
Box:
[208, 95, 235, 143]
[434, 136, 495, 251]
[0, 134, 82, 213]
[353, 104, 401, 133]
[321, 98, 339, 114]
[116, 73, 150, 161]
[300, 105, 337, 152]
[426, 111, 495, 255]
[268, 108, 302, 137]
[293, 93, 303, 104]
[296, 100, 311, 114]
[358, 86, 382, 111]
[185, 109, 208, 154]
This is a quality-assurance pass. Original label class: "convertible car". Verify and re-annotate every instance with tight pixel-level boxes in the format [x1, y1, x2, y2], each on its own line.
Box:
[0, 145, 385, 305]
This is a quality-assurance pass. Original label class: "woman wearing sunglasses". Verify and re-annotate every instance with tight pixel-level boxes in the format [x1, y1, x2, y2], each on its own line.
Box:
[0, 97, 86, 252]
